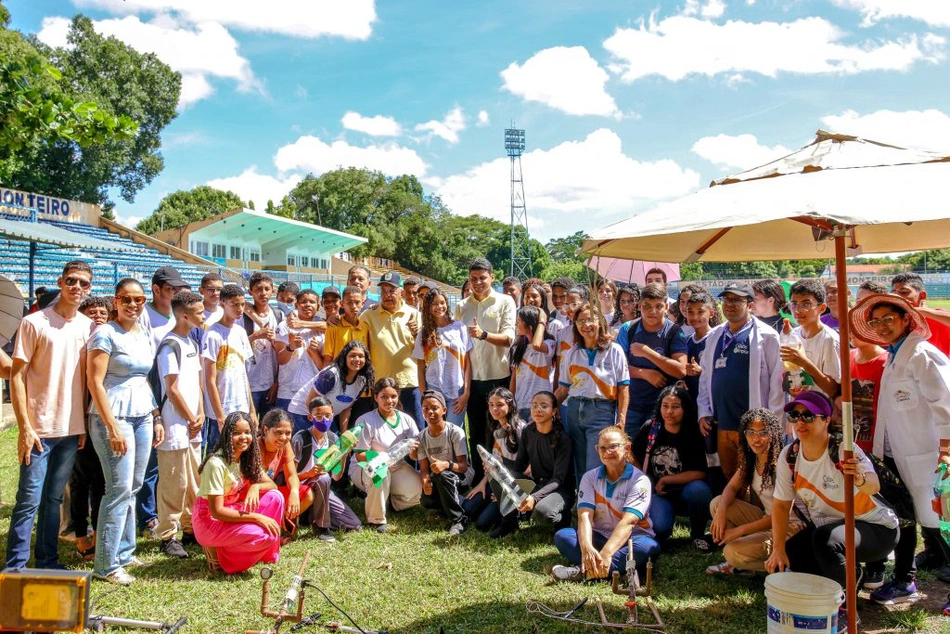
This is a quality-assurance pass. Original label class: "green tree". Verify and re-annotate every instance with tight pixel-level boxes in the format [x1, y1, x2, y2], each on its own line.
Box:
[136, 186, 245, 234]
[2, 14, 179, 206]
[545, 230, 588, 264]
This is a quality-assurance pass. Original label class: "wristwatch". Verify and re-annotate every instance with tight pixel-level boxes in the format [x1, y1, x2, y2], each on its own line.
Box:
[479, 330, 488, 341]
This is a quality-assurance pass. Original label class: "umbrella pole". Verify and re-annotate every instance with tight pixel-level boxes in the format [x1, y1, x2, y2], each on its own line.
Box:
[29, 241, 36, 302]
[835, 232, 857, 634]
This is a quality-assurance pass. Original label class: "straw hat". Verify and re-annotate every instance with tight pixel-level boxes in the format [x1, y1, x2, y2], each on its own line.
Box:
[849, 293, 930, 346]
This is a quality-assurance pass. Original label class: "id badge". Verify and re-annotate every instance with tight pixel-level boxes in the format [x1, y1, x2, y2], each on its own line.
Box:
[715, 357, 727, 369]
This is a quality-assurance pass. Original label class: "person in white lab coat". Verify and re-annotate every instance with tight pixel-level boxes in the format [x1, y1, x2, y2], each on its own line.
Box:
[850, 293, 950, 605]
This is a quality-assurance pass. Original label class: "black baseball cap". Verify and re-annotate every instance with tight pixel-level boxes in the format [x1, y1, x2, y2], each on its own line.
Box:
[151, 266, 190, 289]
[718, 282, 754, 300]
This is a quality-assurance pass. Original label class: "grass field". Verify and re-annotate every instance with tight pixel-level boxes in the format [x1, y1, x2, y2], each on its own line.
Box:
[0, 426, 944, 634]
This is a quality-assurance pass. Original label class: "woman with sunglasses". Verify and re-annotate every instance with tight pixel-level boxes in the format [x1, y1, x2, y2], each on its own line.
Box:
[86, 278, 163, 585]
[551, 425, 660, 582]
[707, 408, 802, 575]
[767, 391, 899, 629]
[850, 293, 950, 606]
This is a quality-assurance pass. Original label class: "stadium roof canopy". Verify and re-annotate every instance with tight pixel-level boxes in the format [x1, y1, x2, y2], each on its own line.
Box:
[1, 218, 138, 251]
[200, 208, 367, 253]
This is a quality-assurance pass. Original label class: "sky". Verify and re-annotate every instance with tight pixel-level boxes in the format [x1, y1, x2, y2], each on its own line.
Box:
[9, 0, 950, 243]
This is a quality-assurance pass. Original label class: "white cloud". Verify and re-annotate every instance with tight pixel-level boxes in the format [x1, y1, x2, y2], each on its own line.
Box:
[477, 110, 490, 127]
[74, 0, 377, 39]
[207, 166, 302, 210]
[38, 15, 259, 108]
[820, 108, 950, 151]
[691, 133, 792, 170]
[341, 112, 403, 137]
[683, 0, 726, 19]
[501, 46, 621, 119]
[274, 136, 428, 177]
[428, 128, 701, 238]
[414, 107, 466, 144]
[116, 213, 146, 229]
[832, 1, 950, 28]
[604, 15, 944, 83]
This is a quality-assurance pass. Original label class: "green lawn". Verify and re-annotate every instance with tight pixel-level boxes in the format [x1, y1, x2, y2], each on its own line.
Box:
[0, 426, 944, 633]
[926, 299, 950, 311]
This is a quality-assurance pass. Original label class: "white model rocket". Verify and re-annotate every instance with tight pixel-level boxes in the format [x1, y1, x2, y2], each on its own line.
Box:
[477, 445, 536, 516]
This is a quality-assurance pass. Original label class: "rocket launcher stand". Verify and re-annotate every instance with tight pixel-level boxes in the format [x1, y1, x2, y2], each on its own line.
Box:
[246, 552, 311, 634]
[599, 538, 665, 632]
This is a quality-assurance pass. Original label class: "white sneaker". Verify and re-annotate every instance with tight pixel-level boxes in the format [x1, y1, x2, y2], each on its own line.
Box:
[124, 556, 147, 568]
[95, 568, 135, 586]
[551, 564, 584, 582]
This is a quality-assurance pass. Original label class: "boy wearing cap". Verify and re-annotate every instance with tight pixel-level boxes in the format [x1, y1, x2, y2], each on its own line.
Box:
[362, 272, 422, 427]
[143, 266, 191, 349]
[781, 279, 841, 400]
[698, 281, 784, 481]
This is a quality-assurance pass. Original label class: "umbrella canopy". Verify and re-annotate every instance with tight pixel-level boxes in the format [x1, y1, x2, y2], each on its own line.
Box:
[581, 130, 950, 634]
[0, 274, 24, 346]
[587, 257, 680, 286]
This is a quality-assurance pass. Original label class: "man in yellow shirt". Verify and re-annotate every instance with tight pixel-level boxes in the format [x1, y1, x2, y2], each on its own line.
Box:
[453, 258, 516, 481]
[362, 272, 422, 427]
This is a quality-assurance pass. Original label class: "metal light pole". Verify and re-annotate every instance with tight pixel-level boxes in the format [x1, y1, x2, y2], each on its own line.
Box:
[505, 127, 531, 278]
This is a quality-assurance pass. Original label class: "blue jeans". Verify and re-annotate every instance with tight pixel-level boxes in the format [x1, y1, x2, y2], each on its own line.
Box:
[400, 387, 424, 430]
[554, 528, 661, 576]
[649, 479, 713, 541]
[291, 412, 311, 435]
[252, 389, 274, 418]
[202, 418, 220, 458]
[566, 397, 617, 484]
[624, 406, 653, 438]
[5, 434, 80, 569]
[89, 413, 153, 576]
[135, 447, 158, 532]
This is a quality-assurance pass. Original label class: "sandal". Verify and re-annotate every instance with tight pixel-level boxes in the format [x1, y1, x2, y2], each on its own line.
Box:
[76, 537, 96, 562]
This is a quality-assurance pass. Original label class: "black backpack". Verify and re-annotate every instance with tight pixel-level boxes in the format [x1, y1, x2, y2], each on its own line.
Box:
[147, 337, 183, 411]
[786, 434, 915, 525]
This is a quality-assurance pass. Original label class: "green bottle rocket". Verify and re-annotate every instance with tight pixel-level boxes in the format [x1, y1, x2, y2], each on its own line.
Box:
[934, 463, 950, 546]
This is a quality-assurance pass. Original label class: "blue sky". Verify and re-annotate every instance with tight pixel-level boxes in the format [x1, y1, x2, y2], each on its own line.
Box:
[9, 0, 950, 241]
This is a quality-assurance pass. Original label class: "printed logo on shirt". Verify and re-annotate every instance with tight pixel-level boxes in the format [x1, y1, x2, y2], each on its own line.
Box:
[733, 343, 749, 355]
[894, 389, 911, 403]
[578, 489, 585, 499]
[822, 475, 839, 491]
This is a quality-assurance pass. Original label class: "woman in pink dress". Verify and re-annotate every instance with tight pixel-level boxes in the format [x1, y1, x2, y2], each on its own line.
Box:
[193, 412, 284, 573]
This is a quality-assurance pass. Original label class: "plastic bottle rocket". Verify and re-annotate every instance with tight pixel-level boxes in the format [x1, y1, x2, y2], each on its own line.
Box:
[780, 318, 807, 395]
[933, 463, 950, 547]
[477, 445, 536, 516]
[314, 423, 364, 476]
[358, 437, 416, 488]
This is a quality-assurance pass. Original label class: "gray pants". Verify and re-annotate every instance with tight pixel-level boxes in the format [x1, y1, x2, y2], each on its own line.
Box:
[304, 473, 361, 530]
[530, 490, 571, 528]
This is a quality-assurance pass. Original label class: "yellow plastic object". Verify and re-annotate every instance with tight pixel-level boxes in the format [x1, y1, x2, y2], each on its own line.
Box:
[0, 569, 91, 632]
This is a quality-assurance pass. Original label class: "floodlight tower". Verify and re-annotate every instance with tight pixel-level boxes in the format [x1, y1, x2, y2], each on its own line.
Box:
[505, 126, 532, 279]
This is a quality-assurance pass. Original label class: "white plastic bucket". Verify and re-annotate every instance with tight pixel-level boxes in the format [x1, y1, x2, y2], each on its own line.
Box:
[764, 572, 845, 634]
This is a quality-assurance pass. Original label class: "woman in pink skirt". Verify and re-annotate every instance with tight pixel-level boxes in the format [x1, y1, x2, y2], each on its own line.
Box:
[193, 412, 284, 573]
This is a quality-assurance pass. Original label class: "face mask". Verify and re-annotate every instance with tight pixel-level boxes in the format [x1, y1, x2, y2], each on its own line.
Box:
[311, 416, 333, 433]
[276, 302, 294, 316]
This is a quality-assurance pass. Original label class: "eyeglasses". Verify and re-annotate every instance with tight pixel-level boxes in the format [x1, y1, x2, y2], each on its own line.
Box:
[64, 276, 92, 289]
[597, 442, 625, 454]
[867, 315, 898, 329]
[788, 301, 818, 312]
[116, 295, 147, 306]
[721, 297, 749, 306]
[577, 318, 599, 326]
[743, 429, 770, 439]
[786, 410, 822, 423]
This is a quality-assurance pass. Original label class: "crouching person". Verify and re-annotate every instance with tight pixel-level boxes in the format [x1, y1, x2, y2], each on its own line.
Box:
[292, 396, 362, 541]
[418, 390, 474, 535]
[193, 412, 284, 573]
[552, 425, 660, 581]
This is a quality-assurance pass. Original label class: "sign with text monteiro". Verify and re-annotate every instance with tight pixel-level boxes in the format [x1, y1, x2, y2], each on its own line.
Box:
[0, 187, 101, 225]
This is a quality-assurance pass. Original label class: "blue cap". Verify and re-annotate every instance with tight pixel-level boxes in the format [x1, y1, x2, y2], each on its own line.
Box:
[379, 271, 402, 288]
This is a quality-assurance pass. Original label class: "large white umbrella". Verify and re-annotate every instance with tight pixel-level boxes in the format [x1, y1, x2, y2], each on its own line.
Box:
[582, 130, 950, 634]
[0, 274, 24, 346]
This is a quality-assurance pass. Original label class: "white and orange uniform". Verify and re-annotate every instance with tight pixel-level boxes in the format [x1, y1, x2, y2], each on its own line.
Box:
[412, 320, 472, 399]
[577, 462, 654, 539]
[558, 342, 630, 401]
[513, 345, 555, 410]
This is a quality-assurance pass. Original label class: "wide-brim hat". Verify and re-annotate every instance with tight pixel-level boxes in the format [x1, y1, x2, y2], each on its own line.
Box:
[849, 292, 930, 346]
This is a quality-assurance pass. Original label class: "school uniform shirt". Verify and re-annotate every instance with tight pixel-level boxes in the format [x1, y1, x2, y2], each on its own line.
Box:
[784, 324, 841, 399]
[454, 290, 517, 382]
[13, 307, 93, 437]
[201, 322, 253, 416]
[287, 365, 367, 417]
[140, 303, 174, 350]
[850, 348, 887, 453]
[157, 332, 202, 450]
[684, 331, 710, 399]
[323, 319, 370, 362]
[417, 424, 474, 486]
[492, 419, 526, 467]
[512, 423, 574, 502]
[873, 332, 950, 529]
[412, 320, 472, 398]
[617, 318, 688, 413]
[244, 310, 279, 393]
[578, 463, 655, 540]
[631, 421, 707, 485]
[709, 319, 753, 432]
[514, 344, 555, 408]
[274, 321, 323, 400]
[774, 443, 898, 530]
[291, 429, 338, 475]
[554, 325, 575, 369]
[352, 409, 420, 454]
[558, 343, 629, 401]
[362, 301, 420, 389]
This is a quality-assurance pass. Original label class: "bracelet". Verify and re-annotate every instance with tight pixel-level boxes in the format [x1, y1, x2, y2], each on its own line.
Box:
[854, 472, 867, 487]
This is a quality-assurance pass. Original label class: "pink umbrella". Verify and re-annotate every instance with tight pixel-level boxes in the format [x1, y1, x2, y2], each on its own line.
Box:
[587, 256, 680, 286]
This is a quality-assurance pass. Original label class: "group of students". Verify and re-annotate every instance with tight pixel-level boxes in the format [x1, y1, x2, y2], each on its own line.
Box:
[4, 257, 950, 626]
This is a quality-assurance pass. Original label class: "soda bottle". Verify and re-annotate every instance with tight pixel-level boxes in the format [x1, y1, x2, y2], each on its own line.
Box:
[780, 318, 805, 373]
[934, 463, 950, 547]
